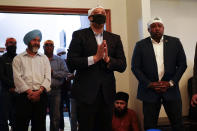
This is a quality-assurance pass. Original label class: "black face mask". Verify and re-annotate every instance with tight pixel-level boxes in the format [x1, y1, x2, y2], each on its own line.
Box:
[91, 14, 106, 25]
[6, 45, 16, 56]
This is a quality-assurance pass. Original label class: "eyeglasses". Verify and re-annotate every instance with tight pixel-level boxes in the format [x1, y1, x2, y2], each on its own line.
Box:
[44, 43, 54, 47]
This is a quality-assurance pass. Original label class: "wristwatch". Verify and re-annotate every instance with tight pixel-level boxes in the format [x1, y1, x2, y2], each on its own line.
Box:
[169, 80, 174, 87]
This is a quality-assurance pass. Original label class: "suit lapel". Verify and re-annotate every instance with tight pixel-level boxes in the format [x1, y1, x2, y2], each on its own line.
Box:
[163, 35, 168, 73]
[103, 31, 107, 40]
[88, 27, 97, 44]
[147, 37, 159, 80]
[103, 31, 112, 55]
[87, 28, 98, 53]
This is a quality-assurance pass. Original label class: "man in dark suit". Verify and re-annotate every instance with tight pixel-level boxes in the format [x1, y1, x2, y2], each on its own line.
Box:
[0, 38, 17, 131]
[67, 6, 126, 131]
[191, 45, 197, 107]
[131, 17, 187, 131]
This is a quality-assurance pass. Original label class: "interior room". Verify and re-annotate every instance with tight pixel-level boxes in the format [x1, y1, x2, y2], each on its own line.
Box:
[0, 0, 197, 130]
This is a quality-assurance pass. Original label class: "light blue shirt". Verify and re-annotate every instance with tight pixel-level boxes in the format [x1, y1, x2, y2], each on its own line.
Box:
[50, 55, 68, 88]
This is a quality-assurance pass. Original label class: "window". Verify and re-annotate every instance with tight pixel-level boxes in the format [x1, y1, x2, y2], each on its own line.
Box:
[0, 6, 111, 54]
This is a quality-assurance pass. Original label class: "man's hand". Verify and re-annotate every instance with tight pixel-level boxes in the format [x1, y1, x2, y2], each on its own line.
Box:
[148, 82, 162, 93]
[158, 81, 170, 93]
[103, 40, 110, 63]
[26, 87, 44, 102]
[30, 91, 41, 102]
[66, 73, 74, 81]
[148, 82, 161, 88]
[26, 89, 34, 100]
[191, 94, 197, 107]
[148, 81, 170, 93]
[158, 81, 170, 88]
[93, 42, 105, 63]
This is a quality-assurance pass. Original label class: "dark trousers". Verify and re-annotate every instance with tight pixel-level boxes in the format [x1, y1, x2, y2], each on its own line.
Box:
[0, 90, 16, 131]
[143, 99, 185, 131]
[77, 89, 113, 131]
[15, 92, 47, 131]
[59, 86, 70, 130]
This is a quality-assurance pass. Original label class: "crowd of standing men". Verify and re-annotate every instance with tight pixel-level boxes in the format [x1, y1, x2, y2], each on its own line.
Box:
[2, 5, 197, 131]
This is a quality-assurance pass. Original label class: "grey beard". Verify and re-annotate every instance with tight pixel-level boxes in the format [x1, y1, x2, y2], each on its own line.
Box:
[32, 47, 39, 53]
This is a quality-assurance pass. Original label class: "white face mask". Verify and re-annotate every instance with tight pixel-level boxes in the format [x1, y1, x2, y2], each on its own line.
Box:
[60, 54, 67, 59]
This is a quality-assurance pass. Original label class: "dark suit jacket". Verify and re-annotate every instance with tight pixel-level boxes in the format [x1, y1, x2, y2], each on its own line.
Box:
[192, 44, 197, 95]
[67, 28, 126, 104]
[131, 35, 187, 102]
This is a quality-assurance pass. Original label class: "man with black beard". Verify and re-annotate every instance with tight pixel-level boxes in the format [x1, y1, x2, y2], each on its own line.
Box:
[12, 29, 51, 131]
[67, 6, 126, 131]
[0, 38, 17, 131]
[131, 17, 187, 131]
[112, 92, 139, 131]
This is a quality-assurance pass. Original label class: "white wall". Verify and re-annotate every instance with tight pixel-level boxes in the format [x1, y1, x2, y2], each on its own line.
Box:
[126, 0, 148, 130]
[151, 0, 197, 117]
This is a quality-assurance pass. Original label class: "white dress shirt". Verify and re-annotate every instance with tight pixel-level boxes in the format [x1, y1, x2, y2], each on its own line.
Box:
[88, 31, 103, 66]
[13, 51, 51, 93]
[151, 37, 164, 81]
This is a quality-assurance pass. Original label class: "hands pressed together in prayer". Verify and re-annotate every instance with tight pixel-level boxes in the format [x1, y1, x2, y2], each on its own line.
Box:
[93, 40, 110, 63]
[148, 81, 171, 93]
[26, 86, 44, 102]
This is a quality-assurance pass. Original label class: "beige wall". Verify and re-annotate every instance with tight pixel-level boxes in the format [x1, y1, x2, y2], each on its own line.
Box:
[126, 0, 144, 129]
[151, 0, 197, 117]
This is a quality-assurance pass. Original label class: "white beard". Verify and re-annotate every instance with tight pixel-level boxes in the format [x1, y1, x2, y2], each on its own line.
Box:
[32, 47, 39, 53]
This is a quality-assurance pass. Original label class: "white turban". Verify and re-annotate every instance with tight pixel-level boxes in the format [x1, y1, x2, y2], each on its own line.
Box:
[56, 48, 66, 55]
[88, 6, 104, 17]
[23, 29, 42, 45]
[147, 17, 163, 28]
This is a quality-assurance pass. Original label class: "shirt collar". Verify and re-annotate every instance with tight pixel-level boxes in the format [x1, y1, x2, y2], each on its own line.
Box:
[93, 31, 103, 37]
[150, 36, 164, 44]
[23, 50, 42, 56]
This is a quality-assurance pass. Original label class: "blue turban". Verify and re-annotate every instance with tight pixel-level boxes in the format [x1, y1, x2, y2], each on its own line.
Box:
[23, 29, 42, 45]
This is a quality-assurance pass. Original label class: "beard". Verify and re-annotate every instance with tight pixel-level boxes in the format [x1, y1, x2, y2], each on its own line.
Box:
[28, 44, 40, 53]
[114, 107, 128, 118]
[32, 47, 39, 53]
[151, 32, 163, 41]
